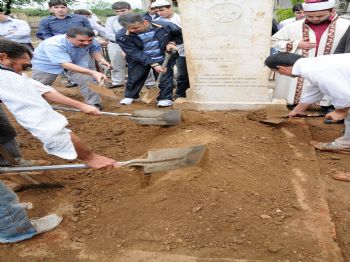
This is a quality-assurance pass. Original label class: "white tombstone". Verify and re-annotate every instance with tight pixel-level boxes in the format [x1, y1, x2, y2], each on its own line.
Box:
[174, 0, 285, 110]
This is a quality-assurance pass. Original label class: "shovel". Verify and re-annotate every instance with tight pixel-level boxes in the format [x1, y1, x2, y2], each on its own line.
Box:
[53, 106, 182, 126]
[261, 113, 326, 125]
[141, 49, 177, 104]
[0, 145, 207, 174]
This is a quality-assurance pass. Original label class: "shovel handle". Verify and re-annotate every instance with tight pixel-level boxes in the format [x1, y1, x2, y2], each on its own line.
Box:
[52, 106, 132, 117]
[156, 50, 176, 84]
[0, 164, 89, 174]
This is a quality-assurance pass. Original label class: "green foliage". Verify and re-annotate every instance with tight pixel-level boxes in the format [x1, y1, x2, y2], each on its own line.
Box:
[292, 0, 304, 5]
[275, 8, 294, 23]
[276, 1, 304, 23]
[11, 8, 50, 16]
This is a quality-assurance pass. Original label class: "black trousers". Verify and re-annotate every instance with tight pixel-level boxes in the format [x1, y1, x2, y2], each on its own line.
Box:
[175, 56, 190, 97]
[0, 105, 21, 165]
[125, 58, 176, 100]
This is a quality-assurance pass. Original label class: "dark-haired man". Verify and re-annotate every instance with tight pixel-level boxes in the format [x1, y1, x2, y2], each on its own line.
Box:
[116, 13, 183, 107]
[271, 0, 350, 107]
[32, 27, 111, 110]
[278, 3, 305, 30]
[105, 1, 133, 88]
[265, 52, 350, 182]
[151, 0, 190, 99]
[36, 0, 92, 40]
[0, 39, 117, 243]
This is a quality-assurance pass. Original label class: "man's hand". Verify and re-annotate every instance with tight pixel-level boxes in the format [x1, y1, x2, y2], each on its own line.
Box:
[153, 65, 167, 74]
[166, 43, 177, 52]
[325, 108, 349, 122]
[98, 60, 111, 69]
[83, 153, 118, 170]
[90, 71, 107, 82]
[98, 40, 109, 46]
[78, 104, 101, 115]
[297, 40, 317, 50]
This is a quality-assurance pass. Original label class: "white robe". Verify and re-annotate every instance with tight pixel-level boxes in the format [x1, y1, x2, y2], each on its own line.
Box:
[293, 54, 350, 109]
[271, 16, 350, 105]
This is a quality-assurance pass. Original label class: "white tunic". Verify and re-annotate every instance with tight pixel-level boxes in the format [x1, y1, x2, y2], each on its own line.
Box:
[293, 54, 350, 108]
[271, 16, 350, 105]
[0, 69, 77, 160]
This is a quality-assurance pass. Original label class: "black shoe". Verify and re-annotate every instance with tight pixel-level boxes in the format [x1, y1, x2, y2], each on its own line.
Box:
[94, 104, 103, 111]
[321, 105, 335, 115]
[65, 82, 78, 88]
[106, 83, 124, 89]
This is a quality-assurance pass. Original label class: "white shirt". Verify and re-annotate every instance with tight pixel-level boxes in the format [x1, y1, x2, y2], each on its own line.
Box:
[105, 16, 123, 42]
[156, 13, 185, 57]
[88, 17, 106, 38]
[0, 69, 77, 159]
[0, 16, 31, 43]
[292, 54, 350, 108]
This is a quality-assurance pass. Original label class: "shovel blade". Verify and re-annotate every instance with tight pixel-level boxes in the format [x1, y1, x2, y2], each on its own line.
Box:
[141, 87, 160, 104]
[260, 117, 287, 125]
[88, 82, 118, 99]
[131, 110, 182, 126]
[143, 144, 207, 173]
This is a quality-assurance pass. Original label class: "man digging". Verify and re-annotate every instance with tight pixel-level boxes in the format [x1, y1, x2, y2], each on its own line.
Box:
[265, 52, 350, 183]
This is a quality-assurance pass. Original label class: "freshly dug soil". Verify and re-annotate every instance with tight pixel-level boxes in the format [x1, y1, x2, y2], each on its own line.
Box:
[0, 84, 347, 261]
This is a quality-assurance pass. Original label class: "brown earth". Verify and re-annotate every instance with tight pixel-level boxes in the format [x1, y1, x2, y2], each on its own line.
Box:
[0, 82, 349, 261]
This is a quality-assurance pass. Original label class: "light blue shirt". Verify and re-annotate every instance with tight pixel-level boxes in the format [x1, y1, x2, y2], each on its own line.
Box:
[32, 34, 101, 74]
[0, 16, 31, 43]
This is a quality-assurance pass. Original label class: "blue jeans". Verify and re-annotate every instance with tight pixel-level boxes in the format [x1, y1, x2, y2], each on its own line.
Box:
[0, 181, 37, 243]
[125, 58, 176, 100]
[175, 56, 190, 98]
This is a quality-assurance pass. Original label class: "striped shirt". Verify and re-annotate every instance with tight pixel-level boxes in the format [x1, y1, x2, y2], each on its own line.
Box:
[0, 68, 77, 160]
[137, 30, 164, 62]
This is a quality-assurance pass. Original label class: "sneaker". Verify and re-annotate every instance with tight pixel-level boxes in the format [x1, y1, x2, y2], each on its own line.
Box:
[94, 104, 103, 111]
[310, 140, 350, 154]
[31, 214, 63, 235]
[157, 100, 173, 107]
[106, 83, 124, 89]
[65, 81, 78, 88]
[120, 98, 134, 105]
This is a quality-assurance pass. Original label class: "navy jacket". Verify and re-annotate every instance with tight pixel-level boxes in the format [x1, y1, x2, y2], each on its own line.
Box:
[143, 12, 159, 21]
[116, 20, 183, 66]
[335, 25, 350, 54]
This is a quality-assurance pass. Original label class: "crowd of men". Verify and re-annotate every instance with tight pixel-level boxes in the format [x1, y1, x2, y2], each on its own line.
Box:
[1, 0, 350, 244]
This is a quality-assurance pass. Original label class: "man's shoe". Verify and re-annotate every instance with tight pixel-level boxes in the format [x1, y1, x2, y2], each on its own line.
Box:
[324, 119, 345, 124]
[94, 104, 103, 111]
[65, 81, 78, 88]
[157, 100, 173, 107]
[31, 214, 63, 235]
[310, 140, 350, 154]
[106, 83, 124, 89]
[120, 98, 134, 105]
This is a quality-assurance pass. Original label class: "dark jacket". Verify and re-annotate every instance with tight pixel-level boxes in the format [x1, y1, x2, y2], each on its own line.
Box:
[143, 12, 159, 21]
[115, 20, 183, 66]
[334, 25, 350, 54]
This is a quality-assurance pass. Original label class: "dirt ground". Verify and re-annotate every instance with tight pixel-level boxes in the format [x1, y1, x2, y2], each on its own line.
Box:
[0, 82, 349, 261]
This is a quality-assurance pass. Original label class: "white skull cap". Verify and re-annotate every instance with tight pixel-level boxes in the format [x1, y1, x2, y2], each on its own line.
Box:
[151, 0, 172, 8]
